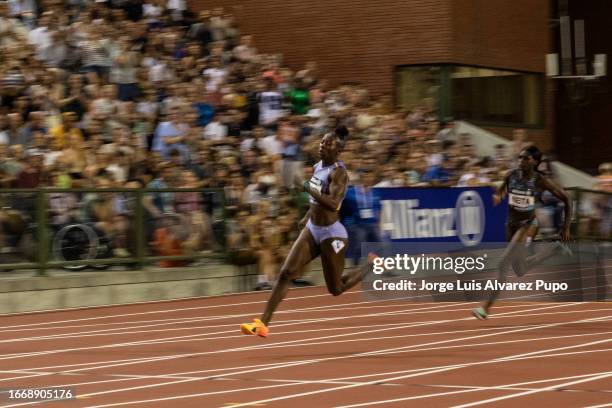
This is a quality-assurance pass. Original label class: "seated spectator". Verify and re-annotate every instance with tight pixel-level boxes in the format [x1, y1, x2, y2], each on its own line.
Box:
[151, 212, 189, 268]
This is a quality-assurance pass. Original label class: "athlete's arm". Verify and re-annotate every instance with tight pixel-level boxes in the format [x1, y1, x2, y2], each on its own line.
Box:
[540, 176, 572, 241]
[306, 167, 349, 212]
[493, 171, 511, 206]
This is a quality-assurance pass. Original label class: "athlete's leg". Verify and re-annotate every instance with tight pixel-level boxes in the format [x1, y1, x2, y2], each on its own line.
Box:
[260, 227, 319, 325]
[319, 237, 364, 296]
[481, 224, 534, 314]
[511, 222, 539, 277]
[512, 221, 568, 277]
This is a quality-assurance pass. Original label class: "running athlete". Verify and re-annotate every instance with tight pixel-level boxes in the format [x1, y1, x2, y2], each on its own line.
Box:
[473, 146, 572, 319]
[240, 127, 365, 337]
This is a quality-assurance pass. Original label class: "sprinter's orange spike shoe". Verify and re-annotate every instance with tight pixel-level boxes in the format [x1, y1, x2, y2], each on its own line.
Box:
[240, 318, 269, 338]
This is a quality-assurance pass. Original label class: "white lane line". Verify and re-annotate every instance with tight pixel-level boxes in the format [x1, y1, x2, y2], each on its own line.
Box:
[0, 324, 522, 381]
[256, 378, 403, 386]
[0, 302, 471, 359]
[3, 303, 610, 346]
[0, 289, 372, 327]
[421, 384, 586, 392]
[0, 303, 587, 385]
[333, 370, 612, 408]
[3, 330, 611, 397]
[0, 301, 466, 343]
[586, 404, 612, 408]
[3, 307, 606, 406]
[221, 339, 612, 408]
[0, 285, 343, 318]
[451, 372, 612, 408]
[4, 340, 611, 408]
[41, 346, 612, 408]
[0, 303, 577, 371]
[1, 307, 604, 393]
[0, 296, 446, 332]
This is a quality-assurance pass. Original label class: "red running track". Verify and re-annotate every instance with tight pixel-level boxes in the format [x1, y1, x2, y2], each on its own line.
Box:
[0, 286, 610, 407]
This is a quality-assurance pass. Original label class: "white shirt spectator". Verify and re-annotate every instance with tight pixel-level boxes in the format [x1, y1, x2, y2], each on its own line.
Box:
[203, 120, 227, 141]
[41, 37, 67, 67]
[91, 98, 121, 118]
[457, 173, 490, 187]
[240, 136, 256, 152]
[203, 67, 226, 92]
[28, 26, 51, 58]
[374, 180, 394, 188]
[106, 163, 127, 183]
[149, 60, 174, 83]
[142, 2, 162, 24]
[44, 150, 63, 167]
[258, 91, 283, 125]
[137, 100, 158, 120]
[8, 0, 35, 17]
[234, 44, 257, 62]
[427, 153, 444, 167]
[259, 134, 283, 156]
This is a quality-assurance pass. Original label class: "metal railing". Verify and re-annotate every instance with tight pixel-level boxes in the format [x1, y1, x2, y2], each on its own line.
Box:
[0, 188, 227, 275]
[567, 187, 612, 242]
[1, 187, 610, 275]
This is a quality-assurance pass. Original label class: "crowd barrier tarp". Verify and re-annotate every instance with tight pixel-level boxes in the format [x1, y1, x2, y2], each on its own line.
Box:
[372, 187, 508, 246]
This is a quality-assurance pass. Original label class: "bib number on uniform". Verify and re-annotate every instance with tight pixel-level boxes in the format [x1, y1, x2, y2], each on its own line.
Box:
[309, 177, 323, 194]
[331, 239, 345, 254]
[509, 193, 534, 210]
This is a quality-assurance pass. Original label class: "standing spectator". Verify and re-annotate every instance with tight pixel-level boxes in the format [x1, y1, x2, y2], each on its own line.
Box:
[50, 112, 83, 149]
[289, 77, 310, 115]
[341, 168, 380, 265]
[258, 77, 283, 128]
[278, 117, 302, 188]
[152, 106, 189, 160]
[111, 35, 139, 101]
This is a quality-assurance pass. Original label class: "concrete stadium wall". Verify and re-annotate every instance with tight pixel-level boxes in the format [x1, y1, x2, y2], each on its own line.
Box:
[0, 262, 327, 314]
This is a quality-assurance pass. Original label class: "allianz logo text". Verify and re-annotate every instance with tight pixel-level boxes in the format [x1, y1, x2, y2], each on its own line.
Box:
[379, 190, 485, 246]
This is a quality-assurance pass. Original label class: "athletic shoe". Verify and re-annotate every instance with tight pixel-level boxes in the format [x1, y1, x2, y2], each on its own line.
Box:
[291, 278, 313, 287]
[254, 282, 273, 291]
[240, 318, 269, 337]
[472, 307, 489, 320]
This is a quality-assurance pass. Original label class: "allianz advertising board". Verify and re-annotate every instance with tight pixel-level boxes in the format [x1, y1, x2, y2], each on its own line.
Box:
[373, 187, 508, 246]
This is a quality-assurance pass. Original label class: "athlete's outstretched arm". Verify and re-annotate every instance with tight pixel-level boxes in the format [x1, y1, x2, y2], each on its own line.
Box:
[540, 177, 572, 241]
[306, 168, 349, 211]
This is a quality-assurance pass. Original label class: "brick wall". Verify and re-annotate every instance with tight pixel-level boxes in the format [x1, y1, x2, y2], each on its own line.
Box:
[192, 0, 548, 91]
[451, 0, 549, 72]
[191, 0, 552, 146]
[191, 0, 454, 95]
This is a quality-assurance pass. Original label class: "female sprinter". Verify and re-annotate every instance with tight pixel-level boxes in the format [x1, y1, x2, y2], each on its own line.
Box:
[472, 145, 572, 319]
[241, 126, 364, 337]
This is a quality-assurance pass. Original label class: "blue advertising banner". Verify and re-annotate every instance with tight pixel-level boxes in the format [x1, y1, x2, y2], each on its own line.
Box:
[372, 187, 508, 245]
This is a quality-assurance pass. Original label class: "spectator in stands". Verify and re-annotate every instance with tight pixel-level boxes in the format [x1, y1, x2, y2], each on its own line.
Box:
[0, 0, 524, 280]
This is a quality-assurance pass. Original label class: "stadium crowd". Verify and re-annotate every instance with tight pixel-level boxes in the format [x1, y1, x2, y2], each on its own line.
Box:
[0, 1, 608, 285]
